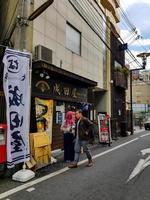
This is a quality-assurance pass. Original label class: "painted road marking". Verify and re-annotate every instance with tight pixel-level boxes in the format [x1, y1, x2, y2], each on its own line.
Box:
[127, 148, 150, 182]
[140, 132, 150, 138]
[0, 137, 139, 200]
[26, 187, 35, 192]
[127, 159, 145, 182]
[93, 138, 139, 160]
[141, 148, 150, 156]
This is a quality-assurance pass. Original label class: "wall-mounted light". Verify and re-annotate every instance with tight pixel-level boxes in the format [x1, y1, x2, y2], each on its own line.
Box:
[39, 73, 44, 78]
[35, 69, 50, 80]
[45, 74, 50, 79]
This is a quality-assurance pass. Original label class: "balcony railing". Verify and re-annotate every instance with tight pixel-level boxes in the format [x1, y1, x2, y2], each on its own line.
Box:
[114, 71, 128, 89]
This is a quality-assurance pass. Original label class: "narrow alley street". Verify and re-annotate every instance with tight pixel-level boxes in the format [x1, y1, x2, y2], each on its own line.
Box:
[0, 0, 150, 200]
[1, 130, 150, 200]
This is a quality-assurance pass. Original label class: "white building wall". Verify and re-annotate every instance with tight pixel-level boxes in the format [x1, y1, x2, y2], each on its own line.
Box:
[33, 0, 106, 89]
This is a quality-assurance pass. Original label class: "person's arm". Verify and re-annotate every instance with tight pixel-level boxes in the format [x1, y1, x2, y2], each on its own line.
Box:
[84, 118, 95, 142]
[83, 117, 93, 127]
[82, 118, 93, 135]
[60, 121, 65, 132]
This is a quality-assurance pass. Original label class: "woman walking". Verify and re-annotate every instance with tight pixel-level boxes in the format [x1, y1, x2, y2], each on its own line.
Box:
[61, 111, 75, 162]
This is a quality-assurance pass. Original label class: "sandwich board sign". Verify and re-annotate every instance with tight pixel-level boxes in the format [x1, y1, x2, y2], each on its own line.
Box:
[98, 113, 111, 146]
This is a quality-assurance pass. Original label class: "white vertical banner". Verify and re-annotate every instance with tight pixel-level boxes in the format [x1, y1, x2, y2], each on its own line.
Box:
[3, 48, 31, 168]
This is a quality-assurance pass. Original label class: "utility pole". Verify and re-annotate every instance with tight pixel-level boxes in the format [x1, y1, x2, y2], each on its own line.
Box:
[14, 0, 33, 51]
[14, 0, 54, 51]
[130, 70, 133, 135]
[12, 0, 54, 182]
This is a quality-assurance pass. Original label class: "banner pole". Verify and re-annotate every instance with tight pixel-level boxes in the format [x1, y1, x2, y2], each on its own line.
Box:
[22, 52, 32, 170]
[12, 52, 35, 182]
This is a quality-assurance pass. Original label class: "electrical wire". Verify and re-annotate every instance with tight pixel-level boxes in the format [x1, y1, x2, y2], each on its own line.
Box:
[65, 0, 146, 68]
[110, 1, 147, 68]
[118, 0, 149, 52]
[84, 0, 143, 69]
[137, 38, 149, 52]
[116, 0, 136, 31]
[1, 0, 146, 70]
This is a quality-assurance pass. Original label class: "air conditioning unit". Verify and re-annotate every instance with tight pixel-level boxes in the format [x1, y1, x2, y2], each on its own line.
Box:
[34, 45, 53, 64]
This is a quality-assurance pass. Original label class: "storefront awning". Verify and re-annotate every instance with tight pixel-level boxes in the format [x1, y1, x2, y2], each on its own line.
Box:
[33, 61, 97, 87]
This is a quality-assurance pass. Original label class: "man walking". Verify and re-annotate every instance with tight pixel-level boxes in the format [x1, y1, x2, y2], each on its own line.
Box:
[68, 110, 94, 168]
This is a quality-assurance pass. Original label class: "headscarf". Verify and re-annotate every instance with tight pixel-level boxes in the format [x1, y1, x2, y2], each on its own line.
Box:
[63, 111, 75, 128]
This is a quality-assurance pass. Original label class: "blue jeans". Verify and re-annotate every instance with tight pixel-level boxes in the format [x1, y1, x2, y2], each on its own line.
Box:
[74, 138, 92, 163]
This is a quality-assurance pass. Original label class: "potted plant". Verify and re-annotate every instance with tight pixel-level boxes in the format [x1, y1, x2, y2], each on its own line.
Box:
[114, 66, 129, 77]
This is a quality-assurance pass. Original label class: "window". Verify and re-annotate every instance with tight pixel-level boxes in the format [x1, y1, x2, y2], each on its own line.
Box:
[55, 101, 65, 124]
[66, 23, 81, 55]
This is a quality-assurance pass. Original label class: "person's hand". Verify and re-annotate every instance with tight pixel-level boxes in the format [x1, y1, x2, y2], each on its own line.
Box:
[85, 131, 88, 135]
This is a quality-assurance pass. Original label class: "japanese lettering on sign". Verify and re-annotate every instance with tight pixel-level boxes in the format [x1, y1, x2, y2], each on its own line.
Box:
[3, 48, 31, 168]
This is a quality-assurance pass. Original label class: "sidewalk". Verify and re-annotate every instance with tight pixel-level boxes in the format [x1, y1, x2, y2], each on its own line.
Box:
[126, 126, 145, 136]
[133, 126, 145, 134]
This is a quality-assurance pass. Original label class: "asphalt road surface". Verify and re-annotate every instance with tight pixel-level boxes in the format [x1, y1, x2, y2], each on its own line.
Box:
[1, 130, 150, 200]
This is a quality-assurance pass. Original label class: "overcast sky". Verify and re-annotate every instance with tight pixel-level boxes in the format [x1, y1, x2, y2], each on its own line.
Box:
[120, 0, 150, 69]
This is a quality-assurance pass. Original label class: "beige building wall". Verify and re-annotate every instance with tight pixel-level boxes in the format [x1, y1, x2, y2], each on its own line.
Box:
[98, 19, 111, 114]
[96, 0, 120, 115]
[132, 83, 150, 104]
[126, 71, 150, 109]
[105, 22, 111, 114]
[33, 0, 106, 89]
